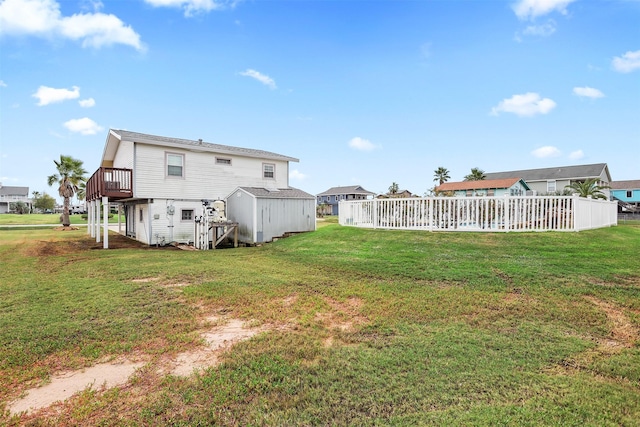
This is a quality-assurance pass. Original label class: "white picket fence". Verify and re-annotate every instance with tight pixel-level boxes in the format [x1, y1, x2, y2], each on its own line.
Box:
[338, 195, 617, 232]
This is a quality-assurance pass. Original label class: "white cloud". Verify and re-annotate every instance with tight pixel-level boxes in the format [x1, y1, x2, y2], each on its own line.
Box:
[144, 0, 232, 17]
[0, 80, 7, 87]
[573, 86, 604, 99]
[531, 146, 562, 158]
[569, 149, 584, 160]
[512, 0, 575, 20]
[491, 92, 556, 117]
[612, 50, 640, 73]
[290, 169, 306, 180]
[348, 137, 380, 152]
[239, 69, 276, 89]
[63, 117, 103, 135]
[79, 97, 95, 107]
[32, 85, 80, 106]
[522, 20, 556, 37]
[0, 0, 144, 51]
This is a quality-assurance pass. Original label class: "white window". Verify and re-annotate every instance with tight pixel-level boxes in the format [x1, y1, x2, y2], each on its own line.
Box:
[167, 153, 184, 177]
[263, 163, 275, 179]
[487, 189, 495, 196]
[181, 209, 194, 221]
[216, 157, 232, 165]
[547, 180, 556, 192]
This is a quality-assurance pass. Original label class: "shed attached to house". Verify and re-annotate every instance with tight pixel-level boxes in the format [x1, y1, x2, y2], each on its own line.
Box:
[226, 187, 316, 244]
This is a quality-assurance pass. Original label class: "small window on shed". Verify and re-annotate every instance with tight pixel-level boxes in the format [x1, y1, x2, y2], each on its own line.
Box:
[181, 209, 194, 221]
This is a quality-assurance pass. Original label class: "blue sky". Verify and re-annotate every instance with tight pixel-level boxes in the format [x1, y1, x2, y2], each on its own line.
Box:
[1, 0, 638, 200]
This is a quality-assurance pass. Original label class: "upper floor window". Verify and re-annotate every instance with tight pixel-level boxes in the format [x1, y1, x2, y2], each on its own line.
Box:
[263, 163, 275, 179]
[627, 190, 633, 198]
[216, 157, 232, 165]
[167, 153, 184, 177]
[547, 180, 556, 193]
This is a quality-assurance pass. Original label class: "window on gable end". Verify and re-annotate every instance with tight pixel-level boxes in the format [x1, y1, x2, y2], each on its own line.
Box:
[167, 153, 184, 177]
[263, 163, 275, 179]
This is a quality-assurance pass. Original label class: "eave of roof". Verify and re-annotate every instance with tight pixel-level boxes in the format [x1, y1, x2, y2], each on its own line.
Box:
[102, 129, 299, 164]
[435, 177, 528, 192]
[485, 163, 610, 182]
[317, 185, 374, 196]
[236, 187, 315, 199]
[610, 180, 640, 190]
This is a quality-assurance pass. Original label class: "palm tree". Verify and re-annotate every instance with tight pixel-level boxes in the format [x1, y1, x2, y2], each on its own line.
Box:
[565, 178, 609, 200]
[433, 167, 450, 185]
[464, 167, 486, 181]
[47, 155, 87, 226]
[389, 182, 399, 195]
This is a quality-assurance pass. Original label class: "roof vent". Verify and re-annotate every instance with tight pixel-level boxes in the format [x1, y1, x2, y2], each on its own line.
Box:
[198, 139, 203, 145]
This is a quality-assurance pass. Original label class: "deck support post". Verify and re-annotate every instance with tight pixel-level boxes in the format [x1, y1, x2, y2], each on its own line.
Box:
[103, 196, 109, 249]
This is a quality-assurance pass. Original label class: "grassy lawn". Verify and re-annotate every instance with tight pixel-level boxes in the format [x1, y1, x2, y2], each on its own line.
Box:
[0, 214, 125, 227]
[1, 222, 639, 425]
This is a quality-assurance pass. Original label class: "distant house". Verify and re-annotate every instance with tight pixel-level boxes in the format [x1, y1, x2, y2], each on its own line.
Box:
[86, 129, 309, 246]
[485, 163, 611, 196]
[0, 183, 30, 213]
[435, 178, 530, 197]
[610, 180, 640, 213]
[377, 189, 416, 199]
[316, 185, 375, 215]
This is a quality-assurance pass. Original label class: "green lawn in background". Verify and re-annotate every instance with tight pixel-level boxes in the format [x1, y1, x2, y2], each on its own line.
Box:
[1, 221, 639, 426]
[0, 213, 125, 226]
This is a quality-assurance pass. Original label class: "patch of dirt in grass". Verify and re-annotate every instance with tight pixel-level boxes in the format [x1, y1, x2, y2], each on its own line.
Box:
[584, 296, 638, 350]
[315, 297, 368, 348]
[7, 315, 265, 417]
[8, 358, 146, 415]
[550, 296, 639, 377]
[166, 316, 261, 377]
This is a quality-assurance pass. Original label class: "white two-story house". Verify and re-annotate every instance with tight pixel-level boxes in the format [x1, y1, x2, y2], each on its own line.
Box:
[86, 129, 312, 246]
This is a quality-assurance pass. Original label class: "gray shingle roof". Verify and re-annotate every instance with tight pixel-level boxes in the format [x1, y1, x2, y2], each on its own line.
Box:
[238, 187, 314, 199]
[485, 163, 609, 182]
[112, 129, 299, 162]
[610, 180, 640, 190]
[0, 185, 29, 196]
[317, 185, 374, 196]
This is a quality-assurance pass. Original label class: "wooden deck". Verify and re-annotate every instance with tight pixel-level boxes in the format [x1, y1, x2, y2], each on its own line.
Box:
[86, 167, 133, 201]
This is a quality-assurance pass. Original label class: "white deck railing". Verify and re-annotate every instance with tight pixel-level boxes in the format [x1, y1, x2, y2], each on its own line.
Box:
[339, 195, 617, 232]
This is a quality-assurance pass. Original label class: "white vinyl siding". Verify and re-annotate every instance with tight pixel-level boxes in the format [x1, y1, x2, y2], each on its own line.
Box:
[133, 143, 290, 200]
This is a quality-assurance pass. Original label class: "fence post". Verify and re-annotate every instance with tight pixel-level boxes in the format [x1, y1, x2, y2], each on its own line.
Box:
[503, 194, 510, 231]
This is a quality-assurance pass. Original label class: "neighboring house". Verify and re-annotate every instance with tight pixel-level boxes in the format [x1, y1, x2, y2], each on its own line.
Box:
[86, 129, 307, 246]
[485, 163, 611, 197]
[316, 185, 375, 215]
[226, 187, 316, 244]
[377, 189, 416, 199]
[434, 178, 530, 197]
[610, 180, 640, 213]
[0, 183, 30, 213]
